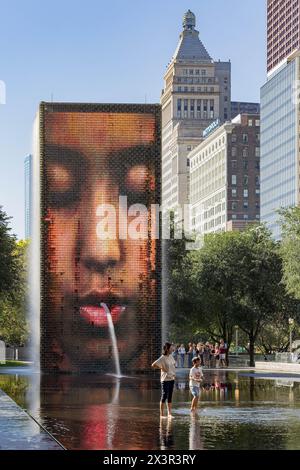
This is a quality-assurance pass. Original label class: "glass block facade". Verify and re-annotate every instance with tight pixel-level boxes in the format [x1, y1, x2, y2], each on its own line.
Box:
[37, 102, 161, 374]
[260, 58, 299, 239]
[24, 154, 33, 239]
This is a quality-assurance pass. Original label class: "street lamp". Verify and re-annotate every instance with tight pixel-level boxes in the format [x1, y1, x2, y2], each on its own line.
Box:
[235, 325, 239, 356]
[289, 318, 294, 357]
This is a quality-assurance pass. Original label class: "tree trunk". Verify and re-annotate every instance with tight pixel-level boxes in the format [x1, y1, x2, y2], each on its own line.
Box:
[225, 343, 231, 367]
[249, 333, 255, 367]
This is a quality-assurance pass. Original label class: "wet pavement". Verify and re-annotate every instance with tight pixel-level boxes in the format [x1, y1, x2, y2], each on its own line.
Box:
[1, 368, 300, 450]
[0, 389, 63, 450]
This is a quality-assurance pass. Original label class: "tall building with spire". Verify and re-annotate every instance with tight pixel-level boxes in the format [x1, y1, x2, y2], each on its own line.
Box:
[161, 10, 231, 227]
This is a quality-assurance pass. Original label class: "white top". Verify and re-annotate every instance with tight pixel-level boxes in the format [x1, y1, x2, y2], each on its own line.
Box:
[153, 354, 176, 382]
[189, 366, 203, 387]
[178, 347, 186, 354]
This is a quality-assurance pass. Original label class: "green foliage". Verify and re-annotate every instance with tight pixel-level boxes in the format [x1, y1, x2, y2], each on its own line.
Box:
[280, 207, 300, 300]
[0, 206, 20, 297]
[0, 207, 30, 347]
[163, 214, 196, 337]
[0, 375, 29, 408]
[167, 224, 298, 365]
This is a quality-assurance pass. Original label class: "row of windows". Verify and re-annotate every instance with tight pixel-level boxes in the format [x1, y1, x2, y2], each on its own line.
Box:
[190, 177, 226, 204]
[199, 215, 226, 231]
[176, 86, 216, 93]
[231, 201, 260, 210]
[232, 175, 260, 186]
[182, 68, 207, 76]
[248, 119, 260, 127]
[191, 144, 260, 171]
[232, 188, 260, 198]
[191, 139, 226, 168]
[231, 214, 260, 220]
[175, 76, 217, 84]
[191, 150, 225, 173]
[231, 133, 260, 145]
[231, 146, 260, 157]
[204, 203, 226, 219]
[177, 98, 215, 120]
[231, 159, 260, 170]
[191, 192, 226, 217]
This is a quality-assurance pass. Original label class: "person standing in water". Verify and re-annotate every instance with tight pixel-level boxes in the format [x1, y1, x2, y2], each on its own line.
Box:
[189, 356, 203, 413]
[152, 342, 176, 418]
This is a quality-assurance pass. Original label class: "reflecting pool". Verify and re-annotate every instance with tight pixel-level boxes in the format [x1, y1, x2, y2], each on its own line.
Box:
[1, 369, 300, 450]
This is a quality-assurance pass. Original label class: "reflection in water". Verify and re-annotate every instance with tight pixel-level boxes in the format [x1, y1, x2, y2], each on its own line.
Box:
[189, 414, 203, 450]
[159, 418, 174, 450]
[1, 370, 300, 450]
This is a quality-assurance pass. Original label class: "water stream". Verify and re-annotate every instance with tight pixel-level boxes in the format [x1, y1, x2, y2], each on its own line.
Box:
[100, 303, 121, 378]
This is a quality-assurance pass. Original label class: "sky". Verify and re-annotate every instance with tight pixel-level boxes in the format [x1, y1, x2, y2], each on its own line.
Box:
[0, 0, 266, 239]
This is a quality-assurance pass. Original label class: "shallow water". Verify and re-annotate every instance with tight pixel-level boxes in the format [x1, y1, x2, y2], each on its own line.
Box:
[1, 369, 300, 450]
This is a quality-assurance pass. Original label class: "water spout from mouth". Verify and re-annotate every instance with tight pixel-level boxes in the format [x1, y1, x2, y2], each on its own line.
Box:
[100, 302, 121, 378]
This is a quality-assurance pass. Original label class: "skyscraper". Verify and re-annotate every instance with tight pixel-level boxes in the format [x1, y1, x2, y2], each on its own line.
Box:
[261, 1, 300, 239]
[24, 154, 33, 239]
[231, 101, 260, 120]
[267, 0, 300, 75]
[189, 114, 260, 235]
[161, 10, 231, 227]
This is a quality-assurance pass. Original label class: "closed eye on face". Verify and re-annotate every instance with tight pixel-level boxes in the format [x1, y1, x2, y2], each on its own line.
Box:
[45, 144, 156, 209]
[45, 145, 87, 209]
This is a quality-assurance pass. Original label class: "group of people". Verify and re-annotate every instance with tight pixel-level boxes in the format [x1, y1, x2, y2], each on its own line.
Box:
[173, 340, 228, 369]
[151, 340, 229, 418]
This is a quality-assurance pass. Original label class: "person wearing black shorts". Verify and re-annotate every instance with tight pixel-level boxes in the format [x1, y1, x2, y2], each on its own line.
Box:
[152, 342, 176, 418]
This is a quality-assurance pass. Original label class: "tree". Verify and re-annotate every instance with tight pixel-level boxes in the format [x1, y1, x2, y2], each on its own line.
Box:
[0, 206, 20, 297]
[257, 294, 300, 355]
[188, 230, 249, 362]
[228, 226, 284, 365]
[0, 208, 30, 357]
[280, 207, 300, 300]
[168, 225, 294, 366]
[163, 213, 195, 340]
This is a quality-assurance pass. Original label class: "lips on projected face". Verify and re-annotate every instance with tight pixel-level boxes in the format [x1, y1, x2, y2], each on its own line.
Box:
[79, 304, 126, 328]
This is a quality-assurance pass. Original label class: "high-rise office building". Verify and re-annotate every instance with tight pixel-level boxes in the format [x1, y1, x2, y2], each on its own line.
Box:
[161, 10, 231, 227]
[261, 1, 300, 239]
[267, 0, 300, 75]
[231, 101, 260, 119]
[24, 154, 33, 239]
[189, 114, 260, 235]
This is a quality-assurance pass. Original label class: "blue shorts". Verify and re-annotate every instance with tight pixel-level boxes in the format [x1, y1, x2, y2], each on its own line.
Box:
[190, 386, 200, 397]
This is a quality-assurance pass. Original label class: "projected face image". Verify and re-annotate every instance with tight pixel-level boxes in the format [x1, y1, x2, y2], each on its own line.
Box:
[42, 109, 160, 372]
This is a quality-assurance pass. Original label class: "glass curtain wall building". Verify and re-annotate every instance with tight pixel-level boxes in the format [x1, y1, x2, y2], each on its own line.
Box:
[260, 57, 299, 239]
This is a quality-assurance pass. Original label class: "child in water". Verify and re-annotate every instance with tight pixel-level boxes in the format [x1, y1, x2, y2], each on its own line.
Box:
[189, 356, 203, 412]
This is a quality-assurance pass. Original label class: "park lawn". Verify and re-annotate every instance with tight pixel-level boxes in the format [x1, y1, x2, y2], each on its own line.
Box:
[0, 360, 30, 367]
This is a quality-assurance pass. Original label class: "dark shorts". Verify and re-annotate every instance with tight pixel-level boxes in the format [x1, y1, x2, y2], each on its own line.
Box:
[161, 380, 175, 403]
